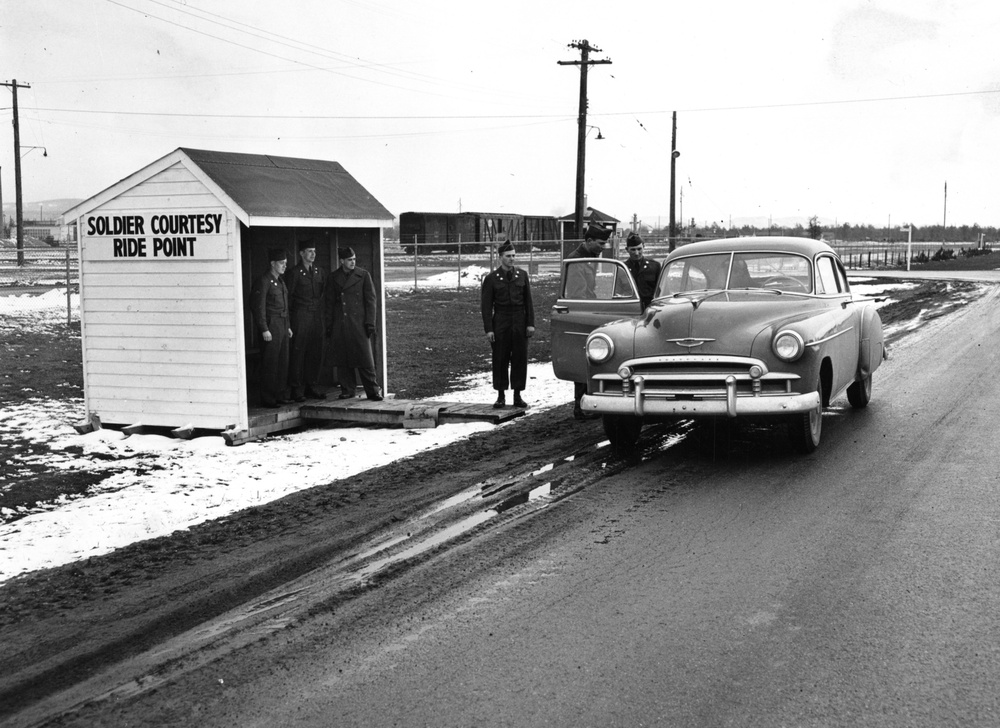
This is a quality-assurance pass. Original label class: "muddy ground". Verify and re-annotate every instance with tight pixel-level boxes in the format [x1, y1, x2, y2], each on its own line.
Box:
[0, 268, 992, 721]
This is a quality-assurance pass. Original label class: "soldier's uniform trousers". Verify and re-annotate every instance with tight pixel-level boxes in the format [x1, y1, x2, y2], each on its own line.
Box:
[289, 307, 323, 397]
[491, 305, 528, 392]
[261, 314, 290, 405]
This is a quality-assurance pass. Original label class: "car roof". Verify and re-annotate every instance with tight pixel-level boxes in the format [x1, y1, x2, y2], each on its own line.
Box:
[666, 236, 836, 260]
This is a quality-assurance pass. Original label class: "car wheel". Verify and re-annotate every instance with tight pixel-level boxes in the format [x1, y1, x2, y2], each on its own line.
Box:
[788, 379, 822, 454]
[846, 373, 872, 408]
[603, 415, 643, 453]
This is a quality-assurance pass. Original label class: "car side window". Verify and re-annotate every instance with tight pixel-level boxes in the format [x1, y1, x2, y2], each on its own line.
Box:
[562, 260, 637, 300]
[833, 258, 850, 293]
[612, 266, 638, 298]
[816, 255, 847, 294]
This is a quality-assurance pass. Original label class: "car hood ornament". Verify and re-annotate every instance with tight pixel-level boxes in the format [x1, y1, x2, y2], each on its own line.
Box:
[667, 337, 715, 348]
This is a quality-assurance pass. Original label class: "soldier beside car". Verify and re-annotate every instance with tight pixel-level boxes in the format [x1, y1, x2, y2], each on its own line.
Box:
[624, 231, 661, 311]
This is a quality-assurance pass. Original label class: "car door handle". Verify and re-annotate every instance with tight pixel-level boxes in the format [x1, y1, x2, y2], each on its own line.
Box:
[552, 305, 569, 314]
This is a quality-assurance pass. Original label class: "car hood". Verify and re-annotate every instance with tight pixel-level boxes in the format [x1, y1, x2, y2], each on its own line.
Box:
[621, 291, 832, 359]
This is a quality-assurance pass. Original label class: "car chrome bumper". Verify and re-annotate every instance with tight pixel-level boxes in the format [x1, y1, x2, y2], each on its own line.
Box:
[580, 384, 820, 418]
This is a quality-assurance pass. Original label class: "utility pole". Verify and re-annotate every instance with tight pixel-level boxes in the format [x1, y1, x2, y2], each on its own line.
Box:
[2, 79, 30, 266]
[558, 40, 611, 243]
[669, 111, 680, 251]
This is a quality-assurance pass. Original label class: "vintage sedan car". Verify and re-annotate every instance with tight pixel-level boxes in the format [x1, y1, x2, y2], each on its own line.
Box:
[551, 237, 886, 453]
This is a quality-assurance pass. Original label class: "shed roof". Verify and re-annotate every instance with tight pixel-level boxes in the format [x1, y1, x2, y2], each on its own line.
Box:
[557, 206, 620, 224]
[62, 147, 394, 228]
[179, 148, 393, 222]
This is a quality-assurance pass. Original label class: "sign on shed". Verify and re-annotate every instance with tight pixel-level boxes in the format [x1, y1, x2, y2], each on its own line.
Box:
[62, 148, 394, 442]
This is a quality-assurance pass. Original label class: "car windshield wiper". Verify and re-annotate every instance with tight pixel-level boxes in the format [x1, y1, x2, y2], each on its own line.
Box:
[670, 288, 723, 297]
[731, 287, 783, 295]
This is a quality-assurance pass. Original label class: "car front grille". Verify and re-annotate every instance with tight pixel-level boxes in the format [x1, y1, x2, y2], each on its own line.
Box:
[593, 355, 800, 400]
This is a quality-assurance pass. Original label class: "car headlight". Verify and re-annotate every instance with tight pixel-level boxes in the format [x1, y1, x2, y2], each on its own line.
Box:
[586, 333, 615, 363]
[773, 330, 805, 362]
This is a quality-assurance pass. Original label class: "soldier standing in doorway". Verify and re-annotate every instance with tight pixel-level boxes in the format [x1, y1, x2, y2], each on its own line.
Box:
[287, 240, 328, 401]
[250, 248, 293, 408]
[481, 239, 535, 409]
[328, 247, 383, 401]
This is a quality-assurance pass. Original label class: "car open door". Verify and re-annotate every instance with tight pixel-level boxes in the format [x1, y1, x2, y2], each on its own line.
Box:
[551, 258, 643, 383]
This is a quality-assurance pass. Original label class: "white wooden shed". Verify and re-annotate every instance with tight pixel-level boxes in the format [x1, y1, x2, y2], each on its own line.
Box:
[62, 147, 394, 441]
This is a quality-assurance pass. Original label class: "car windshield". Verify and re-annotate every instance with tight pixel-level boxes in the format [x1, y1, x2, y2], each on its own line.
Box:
[655, 251, 813, 296]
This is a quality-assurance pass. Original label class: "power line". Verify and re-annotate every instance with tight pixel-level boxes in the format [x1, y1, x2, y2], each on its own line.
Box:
[18, 86, 999, 124]
[102, 0, 442, 96]
[102, 0, 539, 102]
[22, 107, 574, 120]
[613, 88, 1000, 116]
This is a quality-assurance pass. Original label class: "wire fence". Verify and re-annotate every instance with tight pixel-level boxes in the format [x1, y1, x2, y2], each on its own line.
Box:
[0, 237, 987, 322]
[384, 236, 985, 291]
[0, 246, 79, 327]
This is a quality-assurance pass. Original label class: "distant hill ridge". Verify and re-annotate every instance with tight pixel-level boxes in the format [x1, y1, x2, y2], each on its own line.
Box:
[2, 199, 84, 220]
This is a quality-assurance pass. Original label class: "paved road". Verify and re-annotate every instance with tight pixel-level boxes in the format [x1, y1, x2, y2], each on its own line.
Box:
[54, 279, 1000, 727]
[850, 268, 1000, 284]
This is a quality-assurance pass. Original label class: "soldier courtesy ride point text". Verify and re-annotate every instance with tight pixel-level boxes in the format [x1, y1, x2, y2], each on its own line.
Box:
[481, 239, 535, 409]
[624, 231, 661, 311]
[250, 248, 294, 408]
[287, 240, 328, 402]
[328, 247, 384, 402]
[565, 223, 612, 420]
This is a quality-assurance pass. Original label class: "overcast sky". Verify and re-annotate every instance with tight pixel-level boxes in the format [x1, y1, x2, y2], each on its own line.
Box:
[3, 0, 998, 229]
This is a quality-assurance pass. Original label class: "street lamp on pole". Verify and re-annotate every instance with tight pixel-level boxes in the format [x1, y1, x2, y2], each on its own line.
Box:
[669, 111, 680, 251]
[903, 224, 913, 271]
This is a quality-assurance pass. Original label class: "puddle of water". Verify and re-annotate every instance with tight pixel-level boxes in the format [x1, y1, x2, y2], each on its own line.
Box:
[423, 486, 481, 516]
[354, 510, 496, 582]
[351, 533, 412, 563]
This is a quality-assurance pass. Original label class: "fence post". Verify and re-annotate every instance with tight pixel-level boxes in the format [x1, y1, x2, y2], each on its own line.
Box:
[65, 246, 72, 326]
[413, 234, 418, 290]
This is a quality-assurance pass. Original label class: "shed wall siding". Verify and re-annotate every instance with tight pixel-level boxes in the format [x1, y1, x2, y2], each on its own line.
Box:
[79, 163, 247, 429]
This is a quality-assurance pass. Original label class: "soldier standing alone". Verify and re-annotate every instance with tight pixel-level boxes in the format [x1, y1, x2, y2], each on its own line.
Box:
[481, 239, 535, 409]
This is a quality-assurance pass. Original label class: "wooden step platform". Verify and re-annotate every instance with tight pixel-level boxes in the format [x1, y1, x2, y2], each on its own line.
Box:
[224, 395, 525, 445]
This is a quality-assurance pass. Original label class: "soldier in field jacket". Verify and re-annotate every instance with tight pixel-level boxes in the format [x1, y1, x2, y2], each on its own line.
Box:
[250, 248, 293, 407]
[623, 231, 661, 310]
[286, 242, 328, 401]
[480, 239, 535, 409]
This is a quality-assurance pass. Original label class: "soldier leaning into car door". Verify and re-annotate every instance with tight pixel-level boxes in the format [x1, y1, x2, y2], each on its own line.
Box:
[565, 223, 612, 419]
